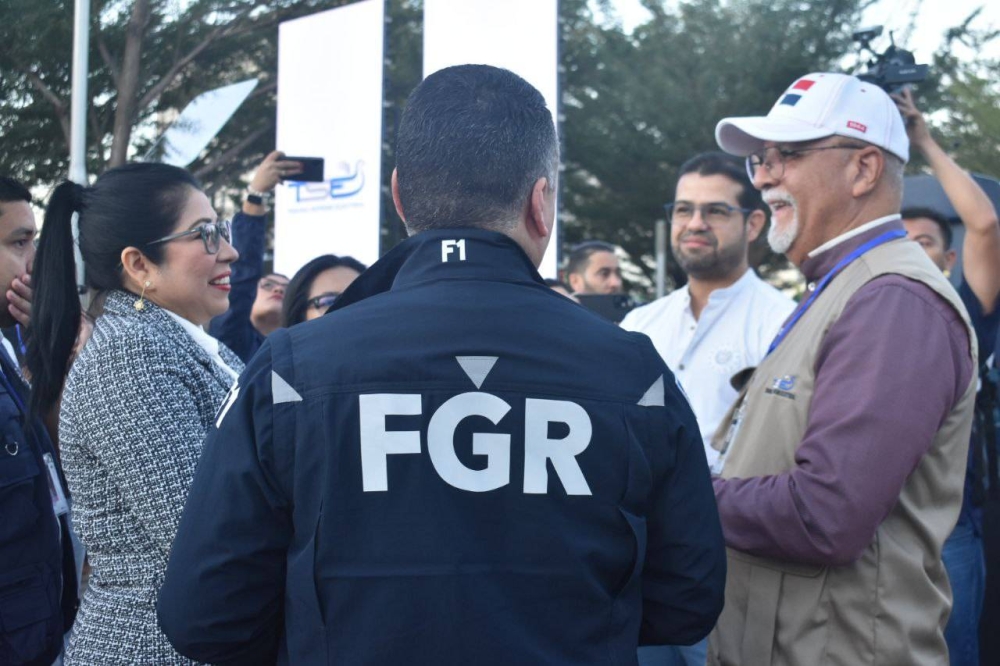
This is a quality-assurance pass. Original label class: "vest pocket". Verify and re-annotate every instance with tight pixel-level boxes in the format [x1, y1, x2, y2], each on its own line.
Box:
[0, 564, 56, 664]
[726, 550, 827, 665]
[0, 420, 41, 543]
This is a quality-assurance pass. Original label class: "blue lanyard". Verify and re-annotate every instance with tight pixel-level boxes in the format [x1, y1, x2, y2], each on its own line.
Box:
[15, 324, 26, 356]
[766, 228, 907, 356]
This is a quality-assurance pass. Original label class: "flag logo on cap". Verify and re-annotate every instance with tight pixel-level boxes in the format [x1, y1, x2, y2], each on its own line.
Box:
[779, 78, 816, 106]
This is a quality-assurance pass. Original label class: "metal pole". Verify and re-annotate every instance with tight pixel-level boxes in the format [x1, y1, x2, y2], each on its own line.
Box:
[69, 0, 90, 184]
[655, 219, 667, 299]
[69, 0, 90, 298]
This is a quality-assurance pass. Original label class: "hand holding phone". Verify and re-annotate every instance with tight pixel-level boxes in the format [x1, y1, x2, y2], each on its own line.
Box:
[282, 156, 325, 182]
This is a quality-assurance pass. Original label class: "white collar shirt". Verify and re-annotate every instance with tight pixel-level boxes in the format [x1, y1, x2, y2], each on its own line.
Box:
[165, 310, 240, 382]
[621, 269, 795, 465]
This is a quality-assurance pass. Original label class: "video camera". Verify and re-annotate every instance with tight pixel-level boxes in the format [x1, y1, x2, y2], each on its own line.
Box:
[852, 26, 929, 94]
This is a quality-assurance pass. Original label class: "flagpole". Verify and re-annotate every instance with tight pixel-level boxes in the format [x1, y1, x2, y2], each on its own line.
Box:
[69, 0, 90, 184]
[69, 0, 90, 297]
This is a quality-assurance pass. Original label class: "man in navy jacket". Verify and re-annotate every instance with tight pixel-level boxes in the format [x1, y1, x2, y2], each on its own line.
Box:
[0, 177, 78, 665]
[158, 65, 725, 665]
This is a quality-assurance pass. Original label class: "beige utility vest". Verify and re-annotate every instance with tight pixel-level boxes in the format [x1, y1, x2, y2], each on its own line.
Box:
[707, 238, 977, 666]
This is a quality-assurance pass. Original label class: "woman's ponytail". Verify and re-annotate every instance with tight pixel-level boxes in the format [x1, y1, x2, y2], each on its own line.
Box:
[27, 180, 84, 419]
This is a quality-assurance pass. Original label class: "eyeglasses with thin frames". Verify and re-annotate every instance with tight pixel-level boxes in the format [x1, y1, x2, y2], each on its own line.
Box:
[664, 202, 751, 227]
[746, 144, 867, 182]
[147, 219, 232, 255]
[307, 292, 339, 311]
[259, 278, 289, 293]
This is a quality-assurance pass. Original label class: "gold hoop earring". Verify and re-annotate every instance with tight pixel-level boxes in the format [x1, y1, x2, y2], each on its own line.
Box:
[134, 280, 151, 311]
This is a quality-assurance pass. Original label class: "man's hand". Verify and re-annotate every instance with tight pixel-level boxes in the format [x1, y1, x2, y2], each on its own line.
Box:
[249, 151, 304, 194]
[7, 273, 31, 328]
[891, 88, 934, 153]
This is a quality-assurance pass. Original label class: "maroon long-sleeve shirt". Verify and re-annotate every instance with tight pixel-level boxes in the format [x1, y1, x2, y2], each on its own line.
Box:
[713, 220, 973, 566]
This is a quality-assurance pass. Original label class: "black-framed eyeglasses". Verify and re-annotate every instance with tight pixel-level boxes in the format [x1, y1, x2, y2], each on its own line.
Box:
[147, 219, 232, 255]
[746, 144, 867, 182]
[665, 202, 752, 227]
[307, 292, 339, 311]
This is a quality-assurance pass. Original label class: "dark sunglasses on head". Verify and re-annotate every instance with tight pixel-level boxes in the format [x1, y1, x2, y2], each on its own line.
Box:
[147, 219, 232, 255]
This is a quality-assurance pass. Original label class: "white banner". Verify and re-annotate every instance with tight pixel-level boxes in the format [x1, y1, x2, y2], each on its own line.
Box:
[275, 0, 384, 275]
[423, 0, 560, 279]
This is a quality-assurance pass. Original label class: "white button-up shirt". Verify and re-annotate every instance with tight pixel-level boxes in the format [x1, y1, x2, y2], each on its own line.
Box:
[621, 269, 795, 465]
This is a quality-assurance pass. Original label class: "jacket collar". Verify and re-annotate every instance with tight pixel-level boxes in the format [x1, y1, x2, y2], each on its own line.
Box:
[800, 218, 906, 283]
[329, 228, 546, 313]
[101, 290, 238, 389]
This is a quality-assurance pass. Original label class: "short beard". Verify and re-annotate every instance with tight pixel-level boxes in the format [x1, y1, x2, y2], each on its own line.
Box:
[674, 231, 747, 281]
[766, 195, 799, 255]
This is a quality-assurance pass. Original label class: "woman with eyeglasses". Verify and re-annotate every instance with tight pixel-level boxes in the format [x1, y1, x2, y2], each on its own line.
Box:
[282, 254, 367, 326]
[27, 163, 242, 664]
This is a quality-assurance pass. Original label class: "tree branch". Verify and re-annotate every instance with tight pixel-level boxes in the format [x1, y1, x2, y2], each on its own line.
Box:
[97, 32, 121, 89]
[23, 69, 70, 145]
[193, 125, 268, 181]
[137, 7, 257, 112]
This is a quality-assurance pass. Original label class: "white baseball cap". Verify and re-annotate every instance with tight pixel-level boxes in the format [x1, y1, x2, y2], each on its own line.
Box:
[715, 72, 909, 163]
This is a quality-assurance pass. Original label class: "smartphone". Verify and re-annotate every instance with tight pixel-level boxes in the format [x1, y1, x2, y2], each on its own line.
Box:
[576, 294, 636, 324]
[283, 156, 325, 182]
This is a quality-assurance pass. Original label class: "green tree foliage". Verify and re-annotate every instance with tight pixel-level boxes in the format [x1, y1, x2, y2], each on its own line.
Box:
[560, 0, 868, 290]
[921, 10, 1000, 179]
[0, 0, 350, 190]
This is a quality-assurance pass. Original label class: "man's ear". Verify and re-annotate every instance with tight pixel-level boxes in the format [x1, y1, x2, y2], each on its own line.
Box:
[527, 177, 553, 241]
[746, 209, 766, 243]
[120, 247, 154, 292]
[567, 272, 583, 293]
[391, 169, 406, 222]
[945, 248, 958, 273]
[851, 146, 883, 197]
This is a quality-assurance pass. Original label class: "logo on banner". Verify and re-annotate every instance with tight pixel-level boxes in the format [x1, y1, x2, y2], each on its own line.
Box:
[286, 160, 365, 211]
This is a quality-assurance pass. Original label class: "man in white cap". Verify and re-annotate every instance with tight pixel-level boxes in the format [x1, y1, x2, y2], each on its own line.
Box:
[709, 72, 978, 665]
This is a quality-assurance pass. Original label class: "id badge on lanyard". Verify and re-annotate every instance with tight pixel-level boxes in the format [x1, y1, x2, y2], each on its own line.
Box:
[44, 452, 70, 517]
[711, 397, 747, 476]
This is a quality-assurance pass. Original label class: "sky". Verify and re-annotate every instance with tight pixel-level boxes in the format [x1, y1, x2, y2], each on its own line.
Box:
[603, 0, 1000, 62]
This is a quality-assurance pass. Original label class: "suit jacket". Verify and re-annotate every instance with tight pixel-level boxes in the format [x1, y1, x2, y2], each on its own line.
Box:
[59, 290, 243, 665]
[0, 336, 78, 665]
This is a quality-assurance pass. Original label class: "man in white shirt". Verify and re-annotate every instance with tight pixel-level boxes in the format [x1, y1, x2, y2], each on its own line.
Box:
[623, 152, 793, 666]
[622, 152, 794, 465]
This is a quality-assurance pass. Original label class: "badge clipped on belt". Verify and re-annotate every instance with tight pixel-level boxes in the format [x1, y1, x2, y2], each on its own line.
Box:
[43, 452, 69, 517]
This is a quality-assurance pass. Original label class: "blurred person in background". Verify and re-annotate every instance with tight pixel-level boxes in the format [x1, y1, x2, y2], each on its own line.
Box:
[282, 253, 366, 326]
[564, 240, 623, 294]
[209, 151, 300, 363]
[895, 87, 1000, 666]
[27, 163, 243, 664]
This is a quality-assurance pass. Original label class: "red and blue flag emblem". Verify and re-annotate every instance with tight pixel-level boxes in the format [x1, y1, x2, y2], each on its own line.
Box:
[779, 78, 816, 106]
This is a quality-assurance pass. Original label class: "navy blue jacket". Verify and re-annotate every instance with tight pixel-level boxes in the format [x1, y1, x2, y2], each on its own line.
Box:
[209, 211, 266, 363]
[0, 350, 77, 665]
[159, 229, 726, 665]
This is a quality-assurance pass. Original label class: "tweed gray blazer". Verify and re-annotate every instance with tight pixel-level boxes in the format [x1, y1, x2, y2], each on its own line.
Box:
[59, 290, 244, 665]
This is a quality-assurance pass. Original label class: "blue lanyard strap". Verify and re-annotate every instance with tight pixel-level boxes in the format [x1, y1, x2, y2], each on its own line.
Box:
[766, 228, 907, 356]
